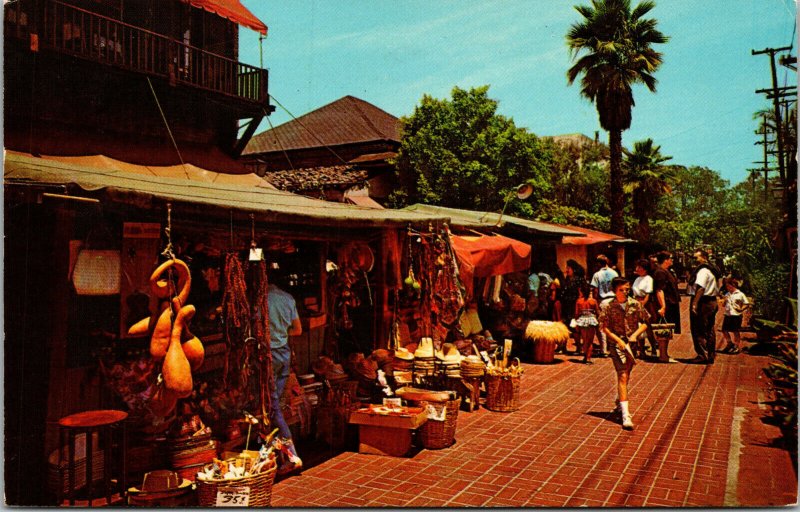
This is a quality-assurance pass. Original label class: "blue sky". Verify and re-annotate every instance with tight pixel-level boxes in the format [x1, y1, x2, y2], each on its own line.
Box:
[239, 1, 796, 186]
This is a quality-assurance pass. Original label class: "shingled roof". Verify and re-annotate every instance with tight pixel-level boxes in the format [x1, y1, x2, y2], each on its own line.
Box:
[264, 165, 369, 192]
[244, 96, 401, 155]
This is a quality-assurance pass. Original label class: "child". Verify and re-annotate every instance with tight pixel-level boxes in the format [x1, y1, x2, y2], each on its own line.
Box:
[721, 278, 749, 354]
[574, 283, 599, 364]
[599, 277, 649, 430]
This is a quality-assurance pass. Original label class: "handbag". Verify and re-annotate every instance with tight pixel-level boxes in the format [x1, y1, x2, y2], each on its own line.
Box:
[70, 224, 121, 295]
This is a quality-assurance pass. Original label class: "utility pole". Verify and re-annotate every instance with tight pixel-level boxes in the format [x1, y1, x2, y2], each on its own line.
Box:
[752, 46, 793, 188]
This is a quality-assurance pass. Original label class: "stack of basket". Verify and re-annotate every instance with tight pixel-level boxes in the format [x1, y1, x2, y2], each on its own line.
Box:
[168, 432, 217, 481]
[47, 448, 105, 497]
[460, 356, 486, 411]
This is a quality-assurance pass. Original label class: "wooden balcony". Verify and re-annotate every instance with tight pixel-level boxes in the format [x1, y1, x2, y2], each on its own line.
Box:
[4, 0, 269, 109]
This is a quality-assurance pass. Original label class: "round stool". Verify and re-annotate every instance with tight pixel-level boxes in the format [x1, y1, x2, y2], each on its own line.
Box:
[58, 410, 128, 506]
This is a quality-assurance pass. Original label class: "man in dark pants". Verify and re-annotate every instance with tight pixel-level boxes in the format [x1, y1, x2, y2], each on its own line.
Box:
[688, 249, 720, 364]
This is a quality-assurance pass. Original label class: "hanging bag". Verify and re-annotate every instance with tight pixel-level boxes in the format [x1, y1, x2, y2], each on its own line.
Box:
[70, 225, 121, 296]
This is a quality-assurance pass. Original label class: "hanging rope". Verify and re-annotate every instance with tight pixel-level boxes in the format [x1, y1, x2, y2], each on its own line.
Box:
[160, 202, 175, 260]
[147, 77, 190, 180]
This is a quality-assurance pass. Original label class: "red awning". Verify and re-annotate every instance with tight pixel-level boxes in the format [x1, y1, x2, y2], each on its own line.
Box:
[181, 0, 267, 35]
[451, 234, 531, 298]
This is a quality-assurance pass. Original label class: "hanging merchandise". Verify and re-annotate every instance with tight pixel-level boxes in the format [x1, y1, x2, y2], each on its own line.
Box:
[71, 223, 121, 296]
[125, 204, 206, 417]
[218, 224, 274, 440]
[404, 226, 466, 345]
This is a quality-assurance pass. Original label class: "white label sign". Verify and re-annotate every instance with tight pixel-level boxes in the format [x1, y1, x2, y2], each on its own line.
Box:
[215, 486, 251, 507]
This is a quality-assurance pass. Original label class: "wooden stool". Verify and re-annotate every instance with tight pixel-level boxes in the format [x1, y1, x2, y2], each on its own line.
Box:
[461, 376, 483, 412]
[58, 409, 128, 506]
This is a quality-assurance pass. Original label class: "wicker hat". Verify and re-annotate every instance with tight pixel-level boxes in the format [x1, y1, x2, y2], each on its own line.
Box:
[370, 349, 393, 366]
[414, 337, 434, 358]
[435, 343, 462, 363]
[344, 352, 365, 376]
[312, 356, 335, 377]
[393, 347, 415, 361]
[355, 358, 378, 381]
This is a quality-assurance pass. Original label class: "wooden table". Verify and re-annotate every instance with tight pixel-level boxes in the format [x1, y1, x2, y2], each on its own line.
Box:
[58, 409, 128, 506]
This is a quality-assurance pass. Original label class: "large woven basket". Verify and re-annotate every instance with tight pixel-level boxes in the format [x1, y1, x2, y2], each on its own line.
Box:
[485, 374, 521, 412]
[196, 462, 277, 507]
[412, 399, 459, 450]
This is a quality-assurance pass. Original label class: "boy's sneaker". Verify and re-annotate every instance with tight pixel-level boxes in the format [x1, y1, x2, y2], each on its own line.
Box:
[622, 414, 634, 430]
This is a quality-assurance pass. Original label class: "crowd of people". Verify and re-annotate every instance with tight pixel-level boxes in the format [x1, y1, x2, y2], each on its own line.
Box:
[467, 247, 749, 432]
[508, 249, 750, 431]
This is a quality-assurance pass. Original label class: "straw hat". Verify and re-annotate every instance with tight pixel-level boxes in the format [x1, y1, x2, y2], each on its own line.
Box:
[435, 343, 463, 364]
[393, 347, 415, 361]
[414, 337, 434, 358]
[355, 358, 378, 381]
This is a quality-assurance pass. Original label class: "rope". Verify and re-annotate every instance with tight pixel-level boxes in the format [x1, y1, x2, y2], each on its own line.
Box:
[146, 77, 190, 180]
[264, 111, 295, 171]
[160, 203, 175, 260]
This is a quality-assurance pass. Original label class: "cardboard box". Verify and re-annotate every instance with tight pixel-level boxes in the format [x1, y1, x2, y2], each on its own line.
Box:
[357, 426, 413, 457]
[349, 407, 427, 457]
[348, 407, 427, 430]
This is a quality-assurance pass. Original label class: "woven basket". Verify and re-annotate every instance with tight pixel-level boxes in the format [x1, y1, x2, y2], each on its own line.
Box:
[196, 462, 276, 507]
[412, 399, 459, 450]
[460, 360, 485, 378]
[485, 373, 521, 412]
[47, 449, 106, 496]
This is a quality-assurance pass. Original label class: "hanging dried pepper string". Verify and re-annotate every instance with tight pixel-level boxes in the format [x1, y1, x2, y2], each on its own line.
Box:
[222, 253, 249, 386]
[247, 258, 274, 424]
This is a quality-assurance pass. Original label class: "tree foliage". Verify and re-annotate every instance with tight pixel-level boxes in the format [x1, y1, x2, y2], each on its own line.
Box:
[566, 0, 668, 235]
[390, 86, 553, 214]
[623, 138, 675, 244]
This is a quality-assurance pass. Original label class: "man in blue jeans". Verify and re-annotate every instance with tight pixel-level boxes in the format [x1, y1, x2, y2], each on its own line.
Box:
[267, 275, 303, 475]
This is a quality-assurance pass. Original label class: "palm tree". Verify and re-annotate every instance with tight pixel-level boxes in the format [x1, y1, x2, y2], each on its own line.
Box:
[566, 0, 669, 235]
[623, 138, 674, 243]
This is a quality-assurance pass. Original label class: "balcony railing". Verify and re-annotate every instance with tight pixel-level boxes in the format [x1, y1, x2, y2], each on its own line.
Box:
[4, 0, 268, 106]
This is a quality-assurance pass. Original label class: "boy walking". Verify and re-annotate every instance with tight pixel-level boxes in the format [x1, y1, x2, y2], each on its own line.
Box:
[599, 277, 649, 430]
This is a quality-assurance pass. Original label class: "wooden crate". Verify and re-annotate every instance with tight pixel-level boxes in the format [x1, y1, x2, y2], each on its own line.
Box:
[349, 408, 427, 457]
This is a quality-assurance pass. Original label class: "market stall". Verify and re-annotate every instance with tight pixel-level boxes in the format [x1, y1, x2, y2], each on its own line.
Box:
[5, 152, 451, 505]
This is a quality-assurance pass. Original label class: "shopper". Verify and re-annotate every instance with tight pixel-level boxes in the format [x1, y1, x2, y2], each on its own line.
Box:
[631, 259, 657, 357]
[599, 277, 648, 430]
[574, 282, 599, 364]
[653, 251, 681, 335]
[590, 254, 619, 357]
[720, 277, 749, 354]
[267, 273, 304, 475]
[688, 249, 721, 364]
[562, 259, 586, 353]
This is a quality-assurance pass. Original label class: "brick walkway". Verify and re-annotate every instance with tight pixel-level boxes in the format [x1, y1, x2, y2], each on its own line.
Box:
[272, 297, 797, 507]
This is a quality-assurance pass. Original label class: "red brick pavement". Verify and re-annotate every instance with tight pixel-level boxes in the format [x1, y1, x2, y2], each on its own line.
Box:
[272, 297, 797, 507]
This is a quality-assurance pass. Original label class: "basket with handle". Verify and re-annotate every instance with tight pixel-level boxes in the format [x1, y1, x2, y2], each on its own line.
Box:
[485, 359, 522, 412]
[408, 398, 459, 450]
[195, 460, 277, 507]
[651, 316, 675, 363]
[417, 399, 461, 450]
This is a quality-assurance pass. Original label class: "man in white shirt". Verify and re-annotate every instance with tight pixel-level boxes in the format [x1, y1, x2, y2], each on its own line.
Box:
[688, 249, 720, 364]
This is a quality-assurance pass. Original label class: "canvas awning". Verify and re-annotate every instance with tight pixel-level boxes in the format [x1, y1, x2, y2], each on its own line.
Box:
[181, 0, 267, 35]
[451, 233, 531, 298]
[4, 152, 449, 228]
[559, 225, 635, 245]
[403, 204, 585, 238]
[7, 151, 275, 188]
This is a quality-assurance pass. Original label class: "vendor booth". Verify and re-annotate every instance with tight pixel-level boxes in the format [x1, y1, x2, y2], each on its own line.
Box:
[5, 151, 449, 505]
